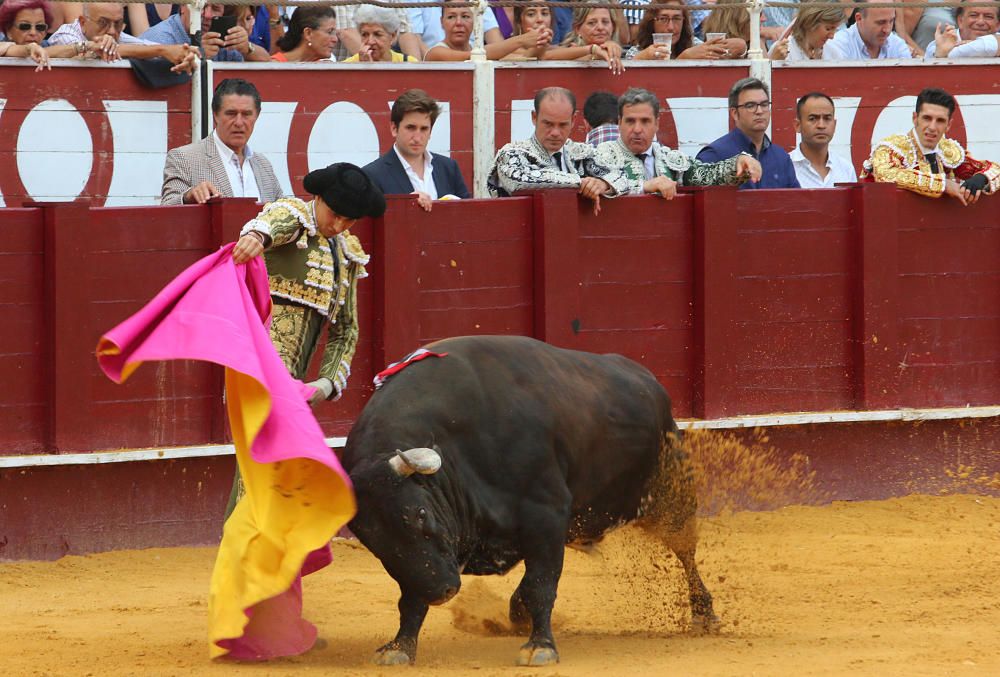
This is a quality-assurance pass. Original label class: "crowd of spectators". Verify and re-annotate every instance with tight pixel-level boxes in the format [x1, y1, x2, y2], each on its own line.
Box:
[3, 0, 1000, 71]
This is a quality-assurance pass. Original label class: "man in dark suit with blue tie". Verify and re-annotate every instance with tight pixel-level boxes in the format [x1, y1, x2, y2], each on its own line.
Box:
[363, 89, 470, 211]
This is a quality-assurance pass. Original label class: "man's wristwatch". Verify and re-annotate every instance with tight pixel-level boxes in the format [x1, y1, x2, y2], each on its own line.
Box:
[75, 41, 87, 56]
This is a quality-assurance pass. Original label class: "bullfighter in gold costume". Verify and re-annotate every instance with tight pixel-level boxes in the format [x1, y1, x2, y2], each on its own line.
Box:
[862, 87, 1000, 204]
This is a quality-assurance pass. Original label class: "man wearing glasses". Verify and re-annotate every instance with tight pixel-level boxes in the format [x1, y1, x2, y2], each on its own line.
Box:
[696, 77, 800, 189]
[48, 2, 197, 71]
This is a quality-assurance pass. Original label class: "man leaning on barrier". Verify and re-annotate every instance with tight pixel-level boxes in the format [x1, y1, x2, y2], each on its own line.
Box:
[861, 87, 1000, 205]
[161, 78, 284, 205]
[487, 87, 631, 215]
[595, 87, 761, 200]
[697, 77, 799, 189]
[48, 2, 198, 72]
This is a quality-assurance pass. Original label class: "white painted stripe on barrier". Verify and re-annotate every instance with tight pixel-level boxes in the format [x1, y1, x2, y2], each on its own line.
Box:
[0, 437, 348, 468]
[3, 406, 1000, 468]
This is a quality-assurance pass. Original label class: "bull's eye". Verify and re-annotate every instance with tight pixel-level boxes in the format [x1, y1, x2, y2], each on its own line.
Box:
[417, 507, 427, 521]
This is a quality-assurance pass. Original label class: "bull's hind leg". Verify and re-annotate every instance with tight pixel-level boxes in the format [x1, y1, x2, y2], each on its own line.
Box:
[663, 518, 720, 634]
[645, 430, 720, 633]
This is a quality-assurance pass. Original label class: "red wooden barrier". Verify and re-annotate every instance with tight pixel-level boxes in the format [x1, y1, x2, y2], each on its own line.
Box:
[3, 183, 1000, 458]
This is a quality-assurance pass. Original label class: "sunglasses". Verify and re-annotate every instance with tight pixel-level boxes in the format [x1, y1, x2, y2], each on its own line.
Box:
[15, 21, 48, 32]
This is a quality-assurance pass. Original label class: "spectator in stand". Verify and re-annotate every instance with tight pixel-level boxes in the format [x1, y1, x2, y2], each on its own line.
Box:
[595, 87, 760, 199]
[408, 4, 502, 58]
[896, 0, 956, 58]
[141, 3, 270, 62]
[924, 1, 999, 59]
[861, 87, 1000, 205]
[0, 0, 62, 68]
[697, 77, 799, 189]
[161, 78, 283, 205]
[560, 4, 626, 74]
[826, 0, 911, 59]
[700, 0, 752, 58]
[504, 3, 555, 59]
[48, 2, 198, 72]
[770, 5, 845, 61]
[506, 4, 599, 60]
[271, 6, 338, 62]
[424, 0, 551, 62]
[625, 0, 746, 60]
[125, 3, 178, 37]
[363, 89, 469, 211]
[790, 93, 857, 188]
[687, 0, 717, 38]
[345, 6, 419, 62]
[488, 86, 630, 213]
[336, 0, 419, 61]
[622, 0, 649, 42]
[584, 91, 620, 147]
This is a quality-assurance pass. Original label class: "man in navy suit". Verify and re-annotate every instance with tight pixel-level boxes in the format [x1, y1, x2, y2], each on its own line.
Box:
[363, 89, 470, 211]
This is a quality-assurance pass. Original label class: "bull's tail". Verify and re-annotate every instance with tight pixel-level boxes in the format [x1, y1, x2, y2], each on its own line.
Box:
[640, 429, 697, 534]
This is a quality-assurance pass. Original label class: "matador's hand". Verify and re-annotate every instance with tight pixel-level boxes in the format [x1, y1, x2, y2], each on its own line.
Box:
[232, 233, 264, 263]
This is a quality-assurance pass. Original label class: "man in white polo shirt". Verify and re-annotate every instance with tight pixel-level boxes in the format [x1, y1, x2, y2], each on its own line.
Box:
[790, 92, 857, 188]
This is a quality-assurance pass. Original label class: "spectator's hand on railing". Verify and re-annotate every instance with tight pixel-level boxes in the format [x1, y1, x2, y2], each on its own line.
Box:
[28, 42, 50, 71]
[163, 44, 199, 74]
[644, 176, 678, 200]
[736, 155, 762, 184]
[92, 34, 120, 62]
[183, 180, 221, 205]
[679, 39, 727, 60]
[933, 23, 959, 58]
[412, 191, 434, 212]
[591, 42, 624, 75]
[201, 31, 224, 60]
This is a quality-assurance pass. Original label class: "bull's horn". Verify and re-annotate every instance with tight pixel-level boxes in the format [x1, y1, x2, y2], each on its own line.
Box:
[389, 447, 442, 477]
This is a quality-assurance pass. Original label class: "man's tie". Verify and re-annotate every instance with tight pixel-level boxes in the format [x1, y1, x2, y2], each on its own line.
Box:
[637, 152, 653, 180]
[552, 151, 562, 171]
[925, 152, 941, 174]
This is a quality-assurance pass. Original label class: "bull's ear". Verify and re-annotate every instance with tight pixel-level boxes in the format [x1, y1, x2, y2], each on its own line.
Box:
[389, 447, 442, 477]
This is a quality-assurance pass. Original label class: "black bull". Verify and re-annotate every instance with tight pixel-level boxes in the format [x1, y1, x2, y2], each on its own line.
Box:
[342, 336, 717, 666]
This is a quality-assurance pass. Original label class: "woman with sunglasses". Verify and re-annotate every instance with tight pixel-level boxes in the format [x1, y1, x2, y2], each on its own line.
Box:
[0, 0, 98, 69]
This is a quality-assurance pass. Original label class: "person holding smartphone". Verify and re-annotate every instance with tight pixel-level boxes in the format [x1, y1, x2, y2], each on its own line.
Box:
[141, 2, 270, 61]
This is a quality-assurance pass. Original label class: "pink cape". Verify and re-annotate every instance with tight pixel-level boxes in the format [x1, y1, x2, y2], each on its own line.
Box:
[97, 244, 356, 660]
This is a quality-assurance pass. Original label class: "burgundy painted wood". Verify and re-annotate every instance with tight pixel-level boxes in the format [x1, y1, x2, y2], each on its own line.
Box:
[692, 187, 741, 418]
[4, 184, 1000, 457]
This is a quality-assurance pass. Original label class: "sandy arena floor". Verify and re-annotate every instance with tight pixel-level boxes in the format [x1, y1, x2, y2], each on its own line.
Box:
[3, 494, 999, 676]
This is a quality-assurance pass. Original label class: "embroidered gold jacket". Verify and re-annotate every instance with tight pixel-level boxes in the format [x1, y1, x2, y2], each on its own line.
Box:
[242, 197, 370, 397]
[861, 129, 1000, 197]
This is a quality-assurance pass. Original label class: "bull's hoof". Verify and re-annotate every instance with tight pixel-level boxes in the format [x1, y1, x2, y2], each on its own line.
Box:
[373, 648, 412, 666]
[516, 643, 559, 666]
[691, 612, 723, 635]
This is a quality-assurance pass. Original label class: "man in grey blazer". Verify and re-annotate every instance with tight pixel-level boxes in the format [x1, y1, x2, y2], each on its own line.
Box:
[161, 78, 284, 205]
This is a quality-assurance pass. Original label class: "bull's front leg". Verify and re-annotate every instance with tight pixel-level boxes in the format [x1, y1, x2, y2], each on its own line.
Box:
[515, 506, 567, 666]
[373, 591, 428, 665]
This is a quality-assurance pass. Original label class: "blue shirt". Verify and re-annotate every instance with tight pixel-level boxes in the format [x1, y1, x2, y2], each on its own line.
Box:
[140, 14, 245, 61]
[696, 127, 800, 189]
[826, 23, 911, 60]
